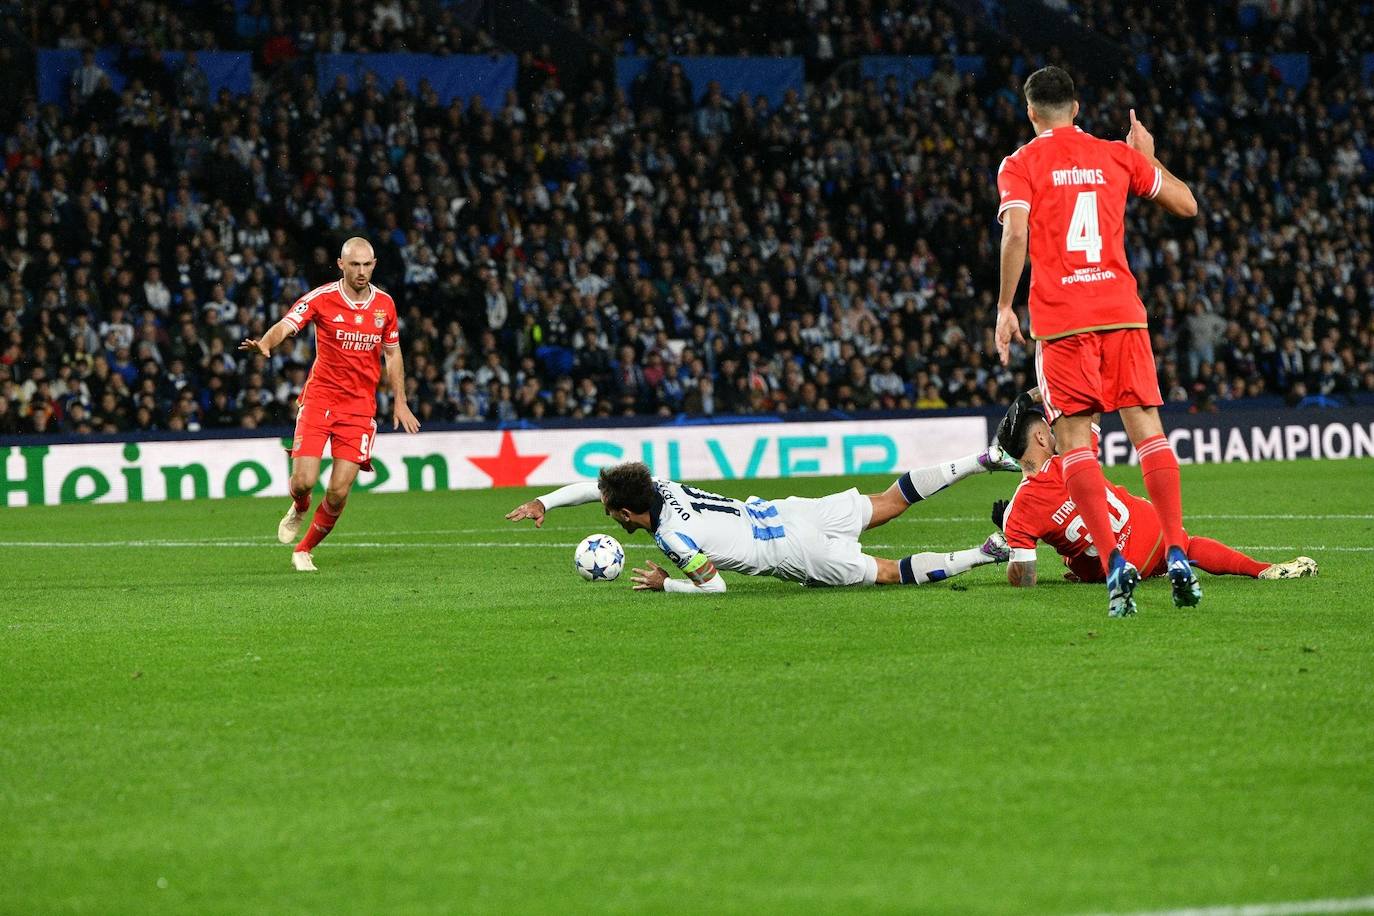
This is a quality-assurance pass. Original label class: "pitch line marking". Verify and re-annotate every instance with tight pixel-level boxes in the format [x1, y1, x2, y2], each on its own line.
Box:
[45, 513, 1352, 541]
[414, 513, 1374, 534]
[1079, 893, 1374, 916]
[273, 513, 1374, 538]
[884, 514, 1374, 523]
[0, 540, 624, 549]
[0, 540, 1371, 553]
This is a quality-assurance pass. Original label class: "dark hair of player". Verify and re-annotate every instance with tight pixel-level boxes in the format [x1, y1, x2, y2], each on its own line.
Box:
[1023, 66, 1076, 114]
[996, 391, 1047, 459]
[598, 461, 657, 514]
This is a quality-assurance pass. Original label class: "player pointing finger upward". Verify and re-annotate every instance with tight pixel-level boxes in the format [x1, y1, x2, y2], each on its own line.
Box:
[992, 66, 1200, 616]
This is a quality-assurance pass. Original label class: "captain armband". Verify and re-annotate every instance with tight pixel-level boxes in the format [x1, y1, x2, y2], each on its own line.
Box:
[682, 552, 717, 584]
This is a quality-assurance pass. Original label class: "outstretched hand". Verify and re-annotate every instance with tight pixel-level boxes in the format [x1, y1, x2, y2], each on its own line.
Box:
[995, 308, 1026, 366]
[238, 338, 269, 357]
[393, 401, 421, 434]
[631, 561, 668, 591]
[505, 498, 547, 527]
[1126, 108, 1155, 161]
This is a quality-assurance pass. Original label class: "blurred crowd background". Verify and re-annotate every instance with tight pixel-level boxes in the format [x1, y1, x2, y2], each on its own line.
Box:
[0, 0, 1371, 436]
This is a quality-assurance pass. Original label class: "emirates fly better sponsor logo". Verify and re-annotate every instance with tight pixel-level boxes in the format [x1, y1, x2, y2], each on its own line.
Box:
[336, 328, 384, 351]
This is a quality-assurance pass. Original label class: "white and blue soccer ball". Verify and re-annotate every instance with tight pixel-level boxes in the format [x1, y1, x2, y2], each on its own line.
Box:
[574, 533, 625, 582]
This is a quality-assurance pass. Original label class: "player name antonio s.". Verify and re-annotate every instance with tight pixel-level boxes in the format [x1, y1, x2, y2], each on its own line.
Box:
[991, 66, 1202, 617]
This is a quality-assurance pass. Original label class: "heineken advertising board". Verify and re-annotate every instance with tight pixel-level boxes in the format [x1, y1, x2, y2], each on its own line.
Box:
[1, 416, 987, 508]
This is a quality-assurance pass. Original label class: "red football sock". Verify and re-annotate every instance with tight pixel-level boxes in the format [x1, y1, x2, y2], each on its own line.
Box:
[292, 489, 311, 514]
[1062, 447, 1118, 575]
[1136, 434, 1187, 548]
[296, 500, 343, 553]
[1186, 537, 1267, 578]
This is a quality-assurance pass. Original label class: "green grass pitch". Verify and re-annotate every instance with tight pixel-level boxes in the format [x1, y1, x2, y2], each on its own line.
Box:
[3, 458, 1372, 914]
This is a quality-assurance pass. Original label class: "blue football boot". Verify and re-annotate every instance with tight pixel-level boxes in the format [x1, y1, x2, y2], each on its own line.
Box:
[1167, 545, 1203, 608]
[1107, 550, 1141, 618]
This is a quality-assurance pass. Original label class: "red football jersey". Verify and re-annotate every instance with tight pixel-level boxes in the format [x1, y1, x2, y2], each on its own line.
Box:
[997, 126, 1162, 341]
[1002, 432, 1165, 581]
[283, 281, 400, 417]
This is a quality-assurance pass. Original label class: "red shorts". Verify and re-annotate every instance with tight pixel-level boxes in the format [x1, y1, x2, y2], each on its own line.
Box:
[291, 402, 377, 468]
[1035, 328, 1162, 423]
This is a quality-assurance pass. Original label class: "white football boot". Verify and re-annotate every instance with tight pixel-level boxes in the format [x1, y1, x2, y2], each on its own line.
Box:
[1258, 556, 1318, 580]
[278, 504, 304, 544]
[291, 551, 318, 572]
[979, 531, 1012, 563]
[978, 441, 1023, 473]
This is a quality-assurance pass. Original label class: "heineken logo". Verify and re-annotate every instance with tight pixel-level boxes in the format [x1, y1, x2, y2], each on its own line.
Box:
[0, 418, 985, 508]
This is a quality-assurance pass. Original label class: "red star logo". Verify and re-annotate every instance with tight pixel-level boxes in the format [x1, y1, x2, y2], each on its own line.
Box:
[467, 430, 549, 487]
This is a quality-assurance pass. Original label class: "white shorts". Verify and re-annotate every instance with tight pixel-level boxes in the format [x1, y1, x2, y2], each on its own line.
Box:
[767, 488, 878, 588]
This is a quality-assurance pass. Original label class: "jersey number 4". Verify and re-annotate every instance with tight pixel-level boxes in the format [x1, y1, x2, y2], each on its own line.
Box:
[1066, 191, 1103, 263]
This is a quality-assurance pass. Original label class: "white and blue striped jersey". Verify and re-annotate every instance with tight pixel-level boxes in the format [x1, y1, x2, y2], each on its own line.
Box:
[650, 479, 787, 579]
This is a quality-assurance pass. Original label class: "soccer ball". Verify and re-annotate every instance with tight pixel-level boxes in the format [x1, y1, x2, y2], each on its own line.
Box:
[574, 533, 625, 582]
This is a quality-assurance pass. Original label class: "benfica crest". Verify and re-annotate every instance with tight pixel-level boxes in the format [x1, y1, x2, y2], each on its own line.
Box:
[373, 309, 386, 328]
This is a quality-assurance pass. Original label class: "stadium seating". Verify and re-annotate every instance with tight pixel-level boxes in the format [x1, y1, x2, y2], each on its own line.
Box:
[0, 0, 1370, 435]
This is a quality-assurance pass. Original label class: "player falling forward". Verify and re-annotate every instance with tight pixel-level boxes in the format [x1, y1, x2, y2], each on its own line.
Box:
[994, 65, 1201, 616]
[239, 237, 421, 571]
[992, 393, 1317, 604]
[506, 447, 1023, 593]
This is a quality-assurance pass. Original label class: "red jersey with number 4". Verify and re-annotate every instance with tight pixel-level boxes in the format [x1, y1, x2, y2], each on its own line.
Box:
[1001, 430, 1166, 581]
[283, 281, 400, 417]
[997, 126, 1163, 341]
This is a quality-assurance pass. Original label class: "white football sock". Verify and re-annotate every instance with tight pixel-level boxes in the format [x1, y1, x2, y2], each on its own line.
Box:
[895, 452, 986, 503]
[898, 546, 996, 585]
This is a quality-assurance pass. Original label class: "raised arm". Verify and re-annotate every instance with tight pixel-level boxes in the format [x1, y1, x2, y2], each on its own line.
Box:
[1127, 109, 1198, 218]
[506, 481, 601, 527]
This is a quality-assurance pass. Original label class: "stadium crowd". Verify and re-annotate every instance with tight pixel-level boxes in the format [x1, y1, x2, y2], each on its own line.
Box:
[549, 0, 985, 63]
[0, 0, 1372, 436]
[33, 0, 499, 57]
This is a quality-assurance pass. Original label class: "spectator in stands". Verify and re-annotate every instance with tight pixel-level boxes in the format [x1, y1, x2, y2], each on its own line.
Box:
[176, 50, 210, 108]
[1, 0, 1370, 443]
[70, 49, 106, 102]
[1184, 300, 1228, 380]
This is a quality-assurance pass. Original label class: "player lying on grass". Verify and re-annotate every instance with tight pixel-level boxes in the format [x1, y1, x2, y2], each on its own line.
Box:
[505, 446, 1024, 593]
[991, 392, 1317, 611]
